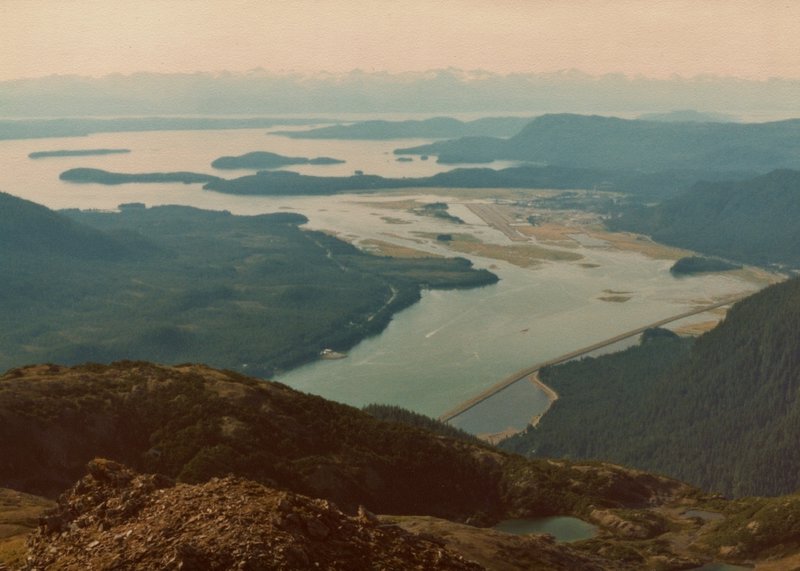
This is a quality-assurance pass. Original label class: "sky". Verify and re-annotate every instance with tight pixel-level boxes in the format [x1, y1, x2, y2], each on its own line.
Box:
[2, 0, 800, 81]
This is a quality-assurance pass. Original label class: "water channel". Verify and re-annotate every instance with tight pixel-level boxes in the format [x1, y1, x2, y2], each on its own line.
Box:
[0, 126, 766, 422]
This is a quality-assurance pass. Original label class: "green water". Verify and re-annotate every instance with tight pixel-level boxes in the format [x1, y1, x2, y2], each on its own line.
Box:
[684, 509, 724, 521]
[493, 516, 596, 542]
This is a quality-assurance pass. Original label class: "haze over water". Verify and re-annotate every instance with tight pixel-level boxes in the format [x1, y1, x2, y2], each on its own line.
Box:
[0, 127, 762, 418]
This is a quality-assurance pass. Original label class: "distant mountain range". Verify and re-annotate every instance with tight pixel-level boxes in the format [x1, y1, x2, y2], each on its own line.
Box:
[637, 109, 738, 123]
[274, 116, 534, 139]
[0, 116, 323, 140]
[397, 114, 800, 172]
[2, 70, 800, 116]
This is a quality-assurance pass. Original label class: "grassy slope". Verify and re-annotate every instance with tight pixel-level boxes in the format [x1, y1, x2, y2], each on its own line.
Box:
[0, 488, 53, 568]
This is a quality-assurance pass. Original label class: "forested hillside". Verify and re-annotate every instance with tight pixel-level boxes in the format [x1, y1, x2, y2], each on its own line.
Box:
[0, 194, 496, 375]
[0, 192, 132, 259]
[502, 277, 800, 497]
[611, 169, 800, 268]
[396, 114, 800, 172]
[0, 362, 692, 520]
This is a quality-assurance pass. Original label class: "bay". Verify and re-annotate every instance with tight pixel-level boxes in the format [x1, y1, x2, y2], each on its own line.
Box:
[0, 126, 765, 421]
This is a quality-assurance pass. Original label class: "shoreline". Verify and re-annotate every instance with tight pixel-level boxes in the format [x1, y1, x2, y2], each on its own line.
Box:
[477, 373, 559, 444]
[439, 292, 752, 426]
[529, 373, 559, 428]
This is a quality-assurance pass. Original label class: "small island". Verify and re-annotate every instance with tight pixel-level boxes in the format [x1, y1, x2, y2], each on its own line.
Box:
[670, 256, 742, 275]
[415, 202, 465, 224]
[29, 149, 131, 159]
[211, 151, 344, 170]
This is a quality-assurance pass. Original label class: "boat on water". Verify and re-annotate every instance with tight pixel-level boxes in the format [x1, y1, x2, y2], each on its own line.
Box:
[320, 348, 347, 360]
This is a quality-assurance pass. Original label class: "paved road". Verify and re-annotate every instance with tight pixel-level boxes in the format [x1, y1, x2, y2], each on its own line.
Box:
[438, 294, 746, 424]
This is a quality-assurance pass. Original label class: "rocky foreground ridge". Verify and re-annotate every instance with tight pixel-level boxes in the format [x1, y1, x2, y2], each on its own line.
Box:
[5, 362, 800, 569]
[22, 459, 482, 571]
[0, 361, 692, 517]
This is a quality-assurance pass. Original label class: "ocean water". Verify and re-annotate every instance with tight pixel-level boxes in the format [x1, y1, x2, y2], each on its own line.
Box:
[0, 127, 764, 420]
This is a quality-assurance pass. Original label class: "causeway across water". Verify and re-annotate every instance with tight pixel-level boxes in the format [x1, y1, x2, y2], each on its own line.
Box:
[439, 295, 746, 424]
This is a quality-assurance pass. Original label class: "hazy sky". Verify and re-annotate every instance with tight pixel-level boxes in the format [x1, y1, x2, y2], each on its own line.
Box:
[2, 0, 799, 81]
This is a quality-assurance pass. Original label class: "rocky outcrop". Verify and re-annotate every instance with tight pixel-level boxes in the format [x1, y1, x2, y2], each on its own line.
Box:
[24, 459, 484, 570]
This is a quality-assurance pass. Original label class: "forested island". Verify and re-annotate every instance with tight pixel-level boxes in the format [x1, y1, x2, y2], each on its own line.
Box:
[61, 164, 748, 200]
[60, 167, 220, 185]
[211, 151, 344, 169]
[0, 192, 496, 376]
[670, 256, 741, 275]
[29, 148, 131, 159]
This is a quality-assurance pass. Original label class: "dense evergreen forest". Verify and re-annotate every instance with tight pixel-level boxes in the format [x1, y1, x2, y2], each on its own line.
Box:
[0, 193, 496, 375]
[612, 169, 800, 268]
[1, 361, 693, 522]
[60, 167, 219, 185]
[501, 277, 800, 497]
[362, 404, 480, 444]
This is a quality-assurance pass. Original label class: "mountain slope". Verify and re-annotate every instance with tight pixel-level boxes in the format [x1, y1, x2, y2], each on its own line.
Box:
[502, 276, 800, 497]
[611, 169, 800, 268]
[0, 197, 496, 374]
[0, 361, 693, 521]
[0, 191, 136, 260]
[397, 114, 800, 172]
[22, 459, 484, 571]
[10, 362, 800, 569]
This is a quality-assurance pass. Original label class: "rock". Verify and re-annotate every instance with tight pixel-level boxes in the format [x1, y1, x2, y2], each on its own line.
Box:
[23, 460, 485, 570]
[357, 504, 379, 524]
[304, 517, 330, 539]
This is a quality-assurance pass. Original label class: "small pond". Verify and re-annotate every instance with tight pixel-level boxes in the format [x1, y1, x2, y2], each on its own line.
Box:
[493, 516, 596, 542]
[689, 564, 752, 571]
[684, 509, 724, 521]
